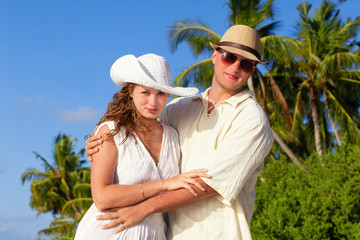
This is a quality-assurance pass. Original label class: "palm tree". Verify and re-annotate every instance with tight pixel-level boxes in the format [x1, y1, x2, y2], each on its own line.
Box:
[21, 133, 92, 238]
[168, 0, 279, 89]
[168, 0, 305, 165]
[281, 0, 360, 156]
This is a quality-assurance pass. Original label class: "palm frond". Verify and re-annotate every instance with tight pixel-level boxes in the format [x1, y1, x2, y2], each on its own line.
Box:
[61, 198, 93, 216]
[174, 58, 213, 88]
[168, 20, 220, 56]
[326, 89, 356, 125]
[261, 35, 300, 67]
[21, 169, 50, 184]
[291, 80, 308, 132]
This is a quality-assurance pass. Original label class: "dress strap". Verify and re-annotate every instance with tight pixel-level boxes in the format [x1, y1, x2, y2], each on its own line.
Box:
[95, 121, 121, 145]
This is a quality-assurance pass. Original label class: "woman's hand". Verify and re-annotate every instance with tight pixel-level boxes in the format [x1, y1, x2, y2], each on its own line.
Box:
[162, 169, 210, 196]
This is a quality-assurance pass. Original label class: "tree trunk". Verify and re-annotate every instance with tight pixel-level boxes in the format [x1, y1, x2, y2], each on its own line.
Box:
[268, 72, 293, 130]
[323, 90, 342, 146]
[309, 86, 324, 156]
[271, 129, 305, 168]
[257, 72, 269, 117]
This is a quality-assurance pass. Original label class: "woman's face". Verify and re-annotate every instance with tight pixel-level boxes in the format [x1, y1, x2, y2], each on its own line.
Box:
[131, 85, 170, 120]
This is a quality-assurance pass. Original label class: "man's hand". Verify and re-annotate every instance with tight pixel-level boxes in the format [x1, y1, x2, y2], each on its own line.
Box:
[85, 126, 102, 162]
[97, 204, 149, 234]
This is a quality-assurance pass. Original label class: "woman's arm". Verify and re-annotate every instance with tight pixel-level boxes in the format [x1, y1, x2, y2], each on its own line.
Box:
[97, 177, 218, 233]
[90, 125, 210, 211]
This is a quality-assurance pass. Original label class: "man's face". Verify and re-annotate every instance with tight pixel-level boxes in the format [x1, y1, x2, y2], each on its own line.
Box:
[212, 49, 257, 95]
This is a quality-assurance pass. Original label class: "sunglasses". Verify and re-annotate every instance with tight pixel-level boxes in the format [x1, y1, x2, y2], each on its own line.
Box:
[217, 49, 255, 73]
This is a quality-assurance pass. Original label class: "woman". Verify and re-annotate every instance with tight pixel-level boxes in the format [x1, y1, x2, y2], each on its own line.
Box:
[75, 54, 207, 240]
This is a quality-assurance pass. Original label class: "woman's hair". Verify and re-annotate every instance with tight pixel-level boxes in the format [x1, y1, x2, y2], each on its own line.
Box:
[98, 83, 140, 144]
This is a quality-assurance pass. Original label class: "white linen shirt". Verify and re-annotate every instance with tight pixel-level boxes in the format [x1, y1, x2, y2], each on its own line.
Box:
[161, 88, 274, 240]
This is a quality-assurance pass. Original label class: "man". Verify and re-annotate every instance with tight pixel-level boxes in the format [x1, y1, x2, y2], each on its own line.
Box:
[86, 25, 274, 239]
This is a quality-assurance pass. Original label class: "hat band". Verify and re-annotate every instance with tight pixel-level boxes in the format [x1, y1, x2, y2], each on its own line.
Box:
[217, 41, 261, 60]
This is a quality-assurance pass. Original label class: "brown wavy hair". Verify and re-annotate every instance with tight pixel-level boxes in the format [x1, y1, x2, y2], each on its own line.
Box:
[98, 83, 140, 144]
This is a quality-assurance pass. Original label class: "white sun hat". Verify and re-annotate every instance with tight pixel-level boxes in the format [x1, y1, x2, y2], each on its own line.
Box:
[110, 53, 198, 96]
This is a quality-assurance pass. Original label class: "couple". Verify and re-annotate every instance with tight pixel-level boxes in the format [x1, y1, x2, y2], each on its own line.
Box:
[75, 25, 274, 240]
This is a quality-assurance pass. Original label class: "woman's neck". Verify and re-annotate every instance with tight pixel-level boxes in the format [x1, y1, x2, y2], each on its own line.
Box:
[137, 117, 162, 132]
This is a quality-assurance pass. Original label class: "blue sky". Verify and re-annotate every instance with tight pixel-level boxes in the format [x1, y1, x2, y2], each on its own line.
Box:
[0, 0, 358, 239]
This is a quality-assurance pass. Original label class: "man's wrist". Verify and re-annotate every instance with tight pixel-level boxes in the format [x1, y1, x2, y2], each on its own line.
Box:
[139, 198, 156, 216]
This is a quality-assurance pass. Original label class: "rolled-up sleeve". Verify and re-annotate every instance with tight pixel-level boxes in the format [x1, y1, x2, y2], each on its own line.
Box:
[202, 102, 274, 205]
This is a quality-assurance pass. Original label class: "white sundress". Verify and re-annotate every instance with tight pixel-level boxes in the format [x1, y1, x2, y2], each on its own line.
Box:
[75, 121, 181, 240]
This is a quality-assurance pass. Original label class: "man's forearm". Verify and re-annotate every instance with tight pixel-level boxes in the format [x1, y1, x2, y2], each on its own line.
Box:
[142, 177, 217, 215]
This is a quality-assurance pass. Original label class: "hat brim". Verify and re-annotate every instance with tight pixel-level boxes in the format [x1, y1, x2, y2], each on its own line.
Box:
[111, 55, 198, 96]
[210, 42, 268, 64]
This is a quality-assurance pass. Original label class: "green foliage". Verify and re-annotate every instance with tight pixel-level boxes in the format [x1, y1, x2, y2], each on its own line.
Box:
[251, 143, 360, 239]
[167, 0, 279, 90]
[21, 133, 92, 238]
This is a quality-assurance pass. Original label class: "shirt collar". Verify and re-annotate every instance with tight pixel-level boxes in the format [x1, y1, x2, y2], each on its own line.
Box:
[195, 87, 254, 108]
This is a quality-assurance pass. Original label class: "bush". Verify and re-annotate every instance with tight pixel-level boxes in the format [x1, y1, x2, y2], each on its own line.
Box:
[251, 143, 360, 240]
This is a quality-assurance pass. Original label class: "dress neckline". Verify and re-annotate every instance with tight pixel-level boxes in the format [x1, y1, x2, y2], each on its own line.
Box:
[134, 123, 166, 168]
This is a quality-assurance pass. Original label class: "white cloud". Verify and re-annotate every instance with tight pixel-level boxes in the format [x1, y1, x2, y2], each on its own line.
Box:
[15, 95, 45, 116]
[0, 226, 9, 232]
[59, 106, 101, 123]
[14, 95, 102, 123]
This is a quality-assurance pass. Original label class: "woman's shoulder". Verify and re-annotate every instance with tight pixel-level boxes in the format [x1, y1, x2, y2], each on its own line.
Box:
[96, 121, 127, 142]
[99, 120, 115, 129]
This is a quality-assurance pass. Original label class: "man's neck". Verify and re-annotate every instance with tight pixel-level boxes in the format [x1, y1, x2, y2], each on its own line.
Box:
[207, 87, 242, 104]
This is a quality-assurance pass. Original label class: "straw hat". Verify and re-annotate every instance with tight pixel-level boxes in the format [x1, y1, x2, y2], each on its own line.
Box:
[210, 25, 267, 64]
[110, 54, 198, 96]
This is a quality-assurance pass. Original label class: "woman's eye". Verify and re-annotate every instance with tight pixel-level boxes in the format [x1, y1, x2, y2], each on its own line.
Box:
[141, 91, 149, 94]
[158, 92, 165, 96]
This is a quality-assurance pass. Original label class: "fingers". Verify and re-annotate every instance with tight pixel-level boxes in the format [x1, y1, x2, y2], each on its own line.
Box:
[187, 168, 208, 173]
[182, 169, 210, 179]
[85, 135, 102, 147]
[96, 210, 125, 232]
[85, 134, 103, 161]
[86, 145, 100, 155]
[163, 169, 211, 193]
[187, 178, 205, 192]
[96, 212, 118, 221]
[182, 177, 205, 195]
[101, 219, 123, 230]
[183, 184, 198, 196]
[114, 223, 128, 234]
[188, 172, 211, 178]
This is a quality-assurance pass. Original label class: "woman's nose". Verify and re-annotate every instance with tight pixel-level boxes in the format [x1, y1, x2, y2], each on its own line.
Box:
[149, 95, 157, 106]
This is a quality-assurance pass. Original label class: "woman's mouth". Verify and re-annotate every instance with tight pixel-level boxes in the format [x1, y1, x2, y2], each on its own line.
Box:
[146, 108, 157, 114]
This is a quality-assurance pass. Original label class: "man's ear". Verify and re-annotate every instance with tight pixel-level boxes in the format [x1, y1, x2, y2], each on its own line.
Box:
[211, 50, 217, 64]
[251, 64, 258, 74]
